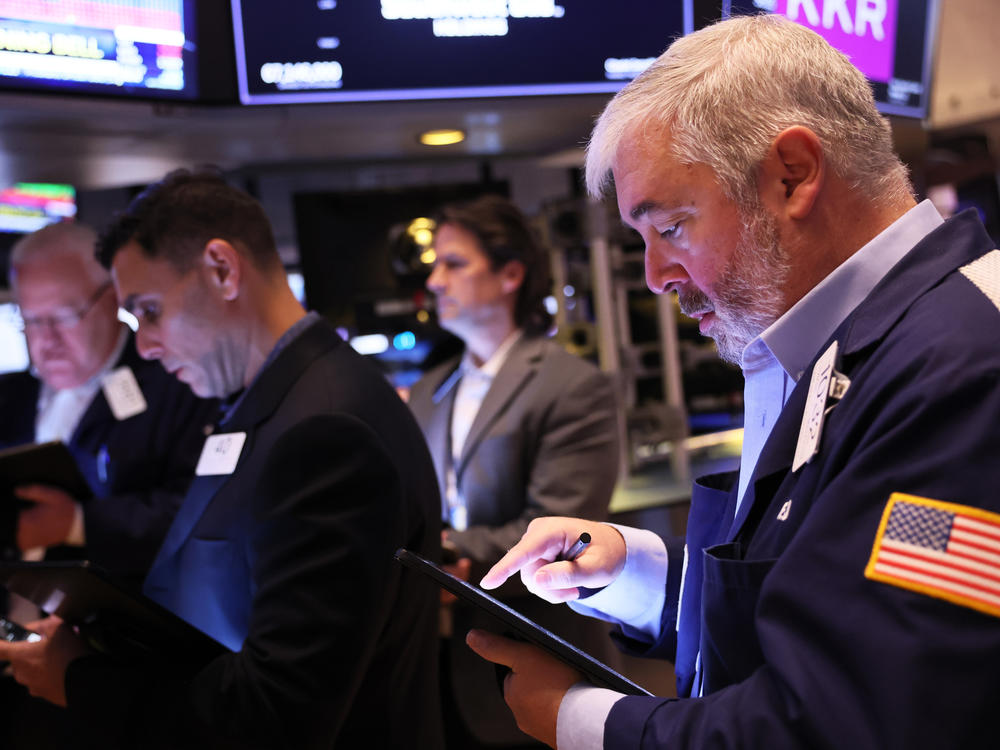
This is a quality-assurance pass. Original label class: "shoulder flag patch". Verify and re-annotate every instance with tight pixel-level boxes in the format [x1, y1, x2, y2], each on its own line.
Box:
[959, 249, 1000, 312]
[865, 493, 1000, 618]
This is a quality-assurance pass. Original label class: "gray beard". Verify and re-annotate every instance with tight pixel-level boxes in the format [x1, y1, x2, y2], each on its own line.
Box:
[680, 206, 789, 366]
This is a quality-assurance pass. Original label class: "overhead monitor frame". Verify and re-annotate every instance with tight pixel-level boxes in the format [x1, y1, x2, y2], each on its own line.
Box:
[231, 1, 695, 105]
[0, 0, 202, 101]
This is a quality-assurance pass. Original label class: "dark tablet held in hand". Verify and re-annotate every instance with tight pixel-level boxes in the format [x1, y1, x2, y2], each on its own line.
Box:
[0, 559, 228, 675]
[394, 547, 652, 696]
[0, 440, 91, 500]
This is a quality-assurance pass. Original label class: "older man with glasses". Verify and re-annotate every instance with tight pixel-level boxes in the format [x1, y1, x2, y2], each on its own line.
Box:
[0, 220, 217, 584]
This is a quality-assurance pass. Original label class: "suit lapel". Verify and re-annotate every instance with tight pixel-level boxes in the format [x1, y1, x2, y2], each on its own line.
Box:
[148, 318, 336, 577]
[456, 337, 541, 477]
[145, 472, 232, 577]
[69, 333, 135, 451]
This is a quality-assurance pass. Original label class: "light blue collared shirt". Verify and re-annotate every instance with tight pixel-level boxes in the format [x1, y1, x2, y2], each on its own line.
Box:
[556, 200, 945, 750]
[737, 199, 944, 507]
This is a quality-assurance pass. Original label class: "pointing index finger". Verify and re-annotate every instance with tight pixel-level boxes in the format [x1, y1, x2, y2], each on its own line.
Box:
[480, 534, 566, 590]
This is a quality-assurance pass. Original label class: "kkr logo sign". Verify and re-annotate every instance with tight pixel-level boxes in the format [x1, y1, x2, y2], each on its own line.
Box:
[771, 0, 898, 83]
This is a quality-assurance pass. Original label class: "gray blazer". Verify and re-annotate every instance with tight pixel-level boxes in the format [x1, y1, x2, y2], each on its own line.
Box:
[409, 334, 621, 745]
[409, 335, 620, 566]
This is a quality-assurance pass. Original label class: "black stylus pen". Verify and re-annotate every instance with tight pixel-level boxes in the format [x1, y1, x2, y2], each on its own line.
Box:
[562, 532, 591, 562]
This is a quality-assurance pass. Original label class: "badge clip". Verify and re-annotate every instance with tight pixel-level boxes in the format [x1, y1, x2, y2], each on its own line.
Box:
[793, 341, 848, 472]
[828, 371, 851, 401]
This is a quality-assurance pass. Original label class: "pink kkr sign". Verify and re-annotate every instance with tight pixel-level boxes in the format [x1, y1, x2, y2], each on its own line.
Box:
[773, 0, 899, 83]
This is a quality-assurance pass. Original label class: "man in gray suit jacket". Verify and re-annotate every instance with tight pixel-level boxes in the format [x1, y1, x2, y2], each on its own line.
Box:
[408, 194, 621, 748]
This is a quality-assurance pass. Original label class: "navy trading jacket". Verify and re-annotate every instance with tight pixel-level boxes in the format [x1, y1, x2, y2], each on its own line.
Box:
[605, 211, 1000, 749]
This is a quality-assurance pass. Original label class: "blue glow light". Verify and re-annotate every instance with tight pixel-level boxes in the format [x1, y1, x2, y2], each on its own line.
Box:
[393, 331, 417, 351]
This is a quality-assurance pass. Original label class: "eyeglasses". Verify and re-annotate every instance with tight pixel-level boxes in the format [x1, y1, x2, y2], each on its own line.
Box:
[17, 281, 113, 333]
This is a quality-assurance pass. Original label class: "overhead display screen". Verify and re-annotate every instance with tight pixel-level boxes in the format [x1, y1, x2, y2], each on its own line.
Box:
[0, 182, 76, 233]
[0, 0, 197, 99]
[232, 1, 692, 105]
[725, 0, 938, 118]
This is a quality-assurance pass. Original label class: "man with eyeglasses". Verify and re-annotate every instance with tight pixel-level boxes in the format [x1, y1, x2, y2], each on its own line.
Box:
[0, 220, 217, 587]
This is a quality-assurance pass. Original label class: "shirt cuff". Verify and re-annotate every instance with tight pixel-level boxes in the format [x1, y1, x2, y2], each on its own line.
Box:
[557, 683, 624, 750]
[569, 523, 667, 640]
[65, 502, 86, 546]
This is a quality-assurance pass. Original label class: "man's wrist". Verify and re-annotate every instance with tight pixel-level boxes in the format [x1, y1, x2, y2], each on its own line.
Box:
[65, 502, 85, 546]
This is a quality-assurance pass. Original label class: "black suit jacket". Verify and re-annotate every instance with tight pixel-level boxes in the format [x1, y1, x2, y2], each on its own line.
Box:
[66, 318, 444, 750]
[0, 333, 217, 580]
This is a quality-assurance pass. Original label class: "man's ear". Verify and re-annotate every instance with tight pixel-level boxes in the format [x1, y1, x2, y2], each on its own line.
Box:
[500, 260, 525, 295]
[201, 239, 242, 302]
[758, 126, 825, 220]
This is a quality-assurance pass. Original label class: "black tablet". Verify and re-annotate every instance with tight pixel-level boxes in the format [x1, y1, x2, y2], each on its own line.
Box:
[0, 560, 228, 675]
[0, 440, 91, 500]
[395, 548, 653, 696]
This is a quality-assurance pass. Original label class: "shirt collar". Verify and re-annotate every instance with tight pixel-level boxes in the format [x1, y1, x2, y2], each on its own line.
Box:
[460, 329, 523, 379]
[219, 311, 317, 424]
[748, 199, 943, 380]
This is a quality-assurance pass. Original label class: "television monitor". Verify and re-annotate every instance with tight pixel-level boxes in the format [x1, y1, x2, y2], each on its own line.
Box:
[0, 0, 204, 100]
[0, 183, 77, 295]
[722, 0, 939, 118]
[232, 1, 693, 104]
[0, 182, 76, 234]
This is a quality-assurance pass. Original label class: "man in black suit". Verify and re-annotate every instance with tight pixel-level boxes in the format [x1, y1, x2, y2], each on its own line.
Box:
[0, 169, 444, 749]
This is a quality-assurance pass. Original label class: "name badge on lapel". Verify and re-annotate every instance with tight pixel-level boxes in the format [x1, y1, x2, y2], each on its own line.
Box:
[196, 432, 247, 476]
[101, 366, 148, 420]
[793, 341, 851, 472]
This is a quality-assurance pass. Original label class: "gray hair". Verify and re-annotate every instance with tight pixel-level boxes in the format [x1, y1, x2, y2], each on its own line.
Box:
[9, 221, 107, 287]
[586, 14, 912, 206]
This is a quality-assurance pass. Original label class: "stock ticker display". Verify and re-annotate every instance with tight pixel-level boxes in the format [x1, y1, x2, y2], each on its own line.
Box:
[0, 0, 196, 98]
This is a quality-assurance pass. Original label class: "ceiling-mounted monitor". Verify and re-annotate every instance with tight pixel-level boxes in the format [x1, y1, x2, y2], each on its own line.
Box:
[0, 0, 201, 100]
[0, 182, 75, 233]
[232, 1, 693, 105]
[722, 0, 939, 118]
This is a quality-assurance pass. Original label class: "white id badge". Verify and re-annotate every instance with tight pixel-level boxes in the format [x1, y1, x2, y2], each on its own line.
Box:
[100, 366, 148, 420]
[196, 432, 247, 476]
[793, 341, 838, 472]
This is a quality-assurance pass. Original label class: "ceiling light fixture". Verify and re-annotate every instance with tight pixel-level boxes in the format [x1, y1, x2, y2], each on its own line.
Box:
[419, 129, 465, 146]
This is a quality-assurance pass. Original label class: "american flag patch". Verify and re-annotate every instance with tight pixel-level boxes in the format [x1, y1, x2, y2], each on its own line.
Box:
[865, 493, 1000, 618]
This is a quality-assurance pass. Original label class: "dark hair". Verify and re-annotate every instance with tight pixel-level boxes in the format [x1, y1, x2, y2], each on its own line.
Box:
[435, 194, 553, 335]
[97, 167, 281, 274]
